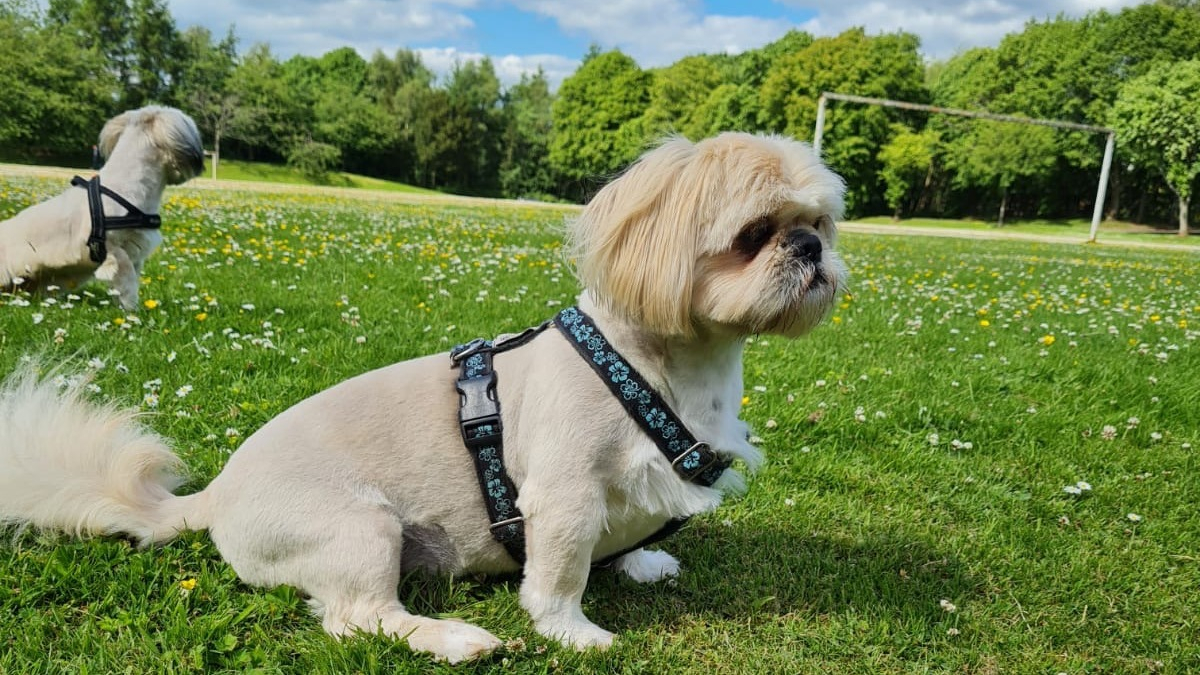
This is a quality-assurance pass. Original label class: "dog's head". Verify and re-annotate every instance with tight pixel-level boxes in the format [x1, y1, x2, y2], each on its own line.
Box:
[568, 132, 847, 339]
[98, 106, 205, 185]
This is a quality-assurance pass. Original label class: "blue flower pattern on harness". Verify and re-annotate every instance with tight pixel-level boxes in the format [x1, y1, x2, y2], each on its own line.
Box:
[463, 352, 489, 379]
[554, 307, 730, 487]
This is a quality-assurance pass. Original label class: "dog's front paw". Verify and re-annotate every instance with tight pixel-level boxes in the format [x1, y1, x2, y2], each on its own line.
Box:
[406, 618, 503, 664]
[537, 617, 615, 650]
[613, 548, 680, 583]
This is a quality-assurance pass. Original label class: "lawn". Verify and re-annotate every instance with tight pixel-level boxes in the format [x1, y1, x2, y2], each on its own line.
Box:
[2, 174, 1198, 673]
[206, 158, 443, 195]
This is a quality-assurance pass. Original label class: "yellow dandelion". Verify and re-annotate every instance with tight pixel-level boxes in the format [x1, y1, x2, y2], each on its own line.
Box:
[113, 317, 125, 326]
[979, 320, 990, 327]
[1040, 334, 1055, 346]
[195, 312, 208, 322]
[143, 299, 159, 309]
[741, 396, 750, 406]
[179, 578, 197, 591]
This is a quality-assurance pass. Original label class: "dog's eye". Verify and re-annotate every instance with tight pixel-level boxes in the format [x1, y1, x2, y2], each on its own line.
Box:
[734, 218, 775, 257]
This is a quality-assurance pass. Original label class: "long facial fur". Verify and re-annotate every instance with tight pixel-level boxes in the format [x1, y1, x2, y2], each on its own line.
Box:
[569, 133, 847, 339]
[100, 106, 205, 184]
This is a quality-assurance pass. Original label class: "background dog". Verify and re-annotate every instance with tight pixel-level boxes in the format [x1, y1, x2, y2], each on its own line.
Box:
[0, 132, 846, 663]
[0, 105, 203, 309]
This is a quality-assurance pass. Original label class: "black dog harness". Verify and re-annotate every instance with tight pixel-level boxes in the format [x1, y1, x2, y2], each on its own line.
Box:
[452, 306, 731, 566]
[71, 175, 162, 263]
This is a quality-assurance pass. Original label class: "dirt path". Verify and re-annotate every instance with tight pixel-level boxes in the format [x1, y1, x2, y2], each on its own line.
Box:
[838, 222, 1200, 252]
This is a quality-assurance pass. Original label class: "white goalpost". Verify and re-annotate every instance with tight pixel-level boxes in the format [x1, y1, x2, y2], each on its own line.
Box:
[813, 92, 1116, 243]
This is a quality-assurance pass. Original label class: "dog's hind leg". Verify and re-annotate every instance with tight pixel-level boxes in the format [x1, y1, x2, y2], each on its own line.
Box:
[291, 508, 503, 664]
[611, 548, 681, 583]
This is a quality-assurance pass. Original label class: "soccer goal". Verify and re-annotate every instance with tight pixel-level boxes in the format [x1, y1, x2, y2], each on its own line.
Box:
[813, 92, 1116, 243]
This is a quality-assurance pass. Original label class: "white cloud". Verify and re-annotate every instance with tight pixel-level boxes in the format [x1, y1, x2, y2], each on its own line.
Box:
[415, 47, 579, 89]
[168, 0, 477, 57]
[510, 0, 796, 66]
[775, 0, 1147, 59]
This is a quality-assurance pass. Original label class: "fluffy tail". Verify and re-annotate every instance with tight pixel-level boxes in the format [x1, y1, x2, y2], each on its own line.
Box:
[0, 363, 207, 545]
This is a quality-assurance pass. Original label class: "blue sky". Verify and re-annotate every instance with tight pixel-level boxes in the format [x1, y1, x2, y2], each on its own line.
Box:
[165, 0, 1143, 88]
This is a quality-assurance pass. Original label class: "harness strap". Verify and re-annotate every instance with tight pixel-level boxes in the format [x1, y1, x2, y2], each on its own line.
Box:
[71, 175, 163, 263]
[451, 320, 553, 565]
[452, 308, 730, 568]
[552, 307, 731, 487]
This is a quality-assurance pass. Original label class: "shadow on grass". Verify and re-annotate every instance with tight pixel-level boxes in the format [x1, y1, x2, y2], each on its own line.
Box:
[392, 519, 975, 633]
[585, 522, 974, 631]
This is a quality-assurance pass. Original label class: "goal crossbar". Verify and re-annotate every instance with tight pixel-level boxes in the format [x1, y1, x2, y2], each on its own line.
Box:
[814, 91, 1116, 242]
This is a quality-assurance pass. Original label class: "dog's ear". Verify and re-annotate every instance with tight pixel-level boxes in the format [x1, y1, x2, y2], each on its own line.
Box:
[569, 137, 716, 336]
[97, 111, 133, 160]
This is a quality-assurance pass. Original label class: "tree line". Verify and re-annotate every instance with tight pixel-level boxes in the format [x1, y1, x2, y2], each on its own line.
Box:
[2, 0, 1198, 230]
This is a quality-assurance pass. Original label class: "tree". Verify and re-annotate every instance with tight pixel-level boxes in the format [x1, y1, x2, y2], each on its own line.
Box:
[176, 25, 237, 176]
[1111, 60, 1200, 235]
[444, 58, 504, 193]
[499, 69, 555, 199]
[877, 124, 939, 220]
[127, 0, 182, 107]
[365, 48, 433, 183]
[735, 30, 813, 88]
[639, 55, 724, 137]
[550, 49, 651, 198]
[225, 44, 309, 160]
[409, 88, 473, 189]
[759, 28, 928, 215]
[943, 121, 1057, 226]
[283, 47, 400, 177]
[46, 0, 182, 110]
[682, 83, 761, 139]
[0, 2, 113, 157]
[287, 139, 341, 183]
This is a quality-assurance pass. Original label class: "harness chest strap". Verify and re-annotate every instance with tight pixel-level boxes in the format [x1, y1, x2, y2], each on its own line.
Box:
[71, 175, 162, 263]
[452, 307, 731, 567]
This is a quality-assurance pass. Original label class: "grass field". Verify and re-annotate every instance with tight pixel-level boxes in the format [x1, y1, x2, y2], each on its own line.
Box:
[207, 158, 442, 195]
[2, 174, 1198, 673]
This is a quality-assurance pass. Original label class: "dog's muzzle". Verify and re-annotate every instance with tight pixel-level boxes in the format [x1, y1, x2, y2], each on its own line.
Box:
[783, 230, 823, 264]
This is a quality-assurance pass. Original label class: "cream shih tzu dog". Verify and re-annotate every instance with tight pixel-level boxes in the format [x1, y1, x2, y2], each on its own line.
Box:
[0, 133, 846, 663]
[0, 105, 203, 309]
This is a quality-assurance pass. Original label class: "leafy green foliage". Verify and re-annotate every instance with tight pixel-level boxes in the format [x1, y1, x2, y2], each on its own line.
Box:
[640, 55, 725, 138]
[0, 3, 113, 157]
[500, 70, 556, 199]
[759, 28, 928, 214]
[877, 125, 939, 219]
[1111, 59, 1200, 234]
[550, 50, 651, 197]
[286, 139, 342, 183]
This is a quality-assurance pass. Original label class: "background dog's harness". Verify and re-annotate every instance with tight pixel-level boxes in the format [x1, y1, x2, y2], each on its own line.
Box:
[71, 175, 162, 263]
[451, 306, 730, 567]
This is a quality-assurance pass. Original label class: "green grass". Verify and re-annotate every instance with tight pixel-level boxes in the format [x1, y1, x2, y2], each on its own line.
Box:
[206, 157, 442, 194]
[856, 214, 1199, 245]
[2, 174, 1199, 673]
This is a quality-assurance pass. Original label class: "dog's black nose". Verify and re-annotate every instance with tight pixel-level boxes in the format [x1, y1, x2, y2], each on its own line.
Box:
[785, 230, 823, 263]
